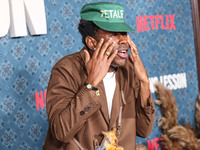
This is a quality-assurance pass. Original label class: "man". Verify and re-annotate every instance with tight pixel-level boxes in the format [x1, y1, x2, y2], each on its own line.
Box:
[43, 2, 155, 150]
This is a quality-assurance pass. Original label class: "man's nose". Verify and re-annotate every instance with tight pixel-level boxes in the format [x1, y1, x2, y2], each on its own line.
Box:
[118, 34, 128, 45]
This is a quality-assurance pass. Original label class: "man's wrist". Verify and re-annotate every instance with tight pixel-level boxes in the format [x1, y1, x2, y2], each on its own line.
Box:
[84, 82, 98, 91]
[140, 81, 150, 106]
[85, 78, 98, 87]
[84, 82, 100, 96]
[140, 77, 150, 85]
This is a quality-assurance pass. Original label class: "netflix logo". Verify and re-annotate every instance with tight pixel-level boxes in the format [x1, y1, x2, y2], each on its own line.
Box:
[35, 90, 47, 110]
[136, 14, 176, 33]
[147, 137, 165, 150]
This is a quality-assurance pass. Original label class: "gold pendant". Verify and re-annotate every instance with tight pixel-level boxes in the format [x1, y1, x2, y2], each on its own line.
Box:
[96, 128, 124, 150]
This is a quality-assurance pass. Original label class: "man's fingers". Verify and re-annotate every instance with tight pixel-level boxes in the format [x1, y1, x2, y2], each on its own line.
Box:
[108, 50, 118, 64]
[129, 46, 135, 55]
[84, 50, 90, 65]
[99, 38, 113, 58]
[127, 38, 137, 50]
[127, 35, 138, 53]
[129, 46, 138, 59]
[93, 38, 104, 58]
[103, 42, 114, 60]
[128, 54, 134, 63]
[127, 35, 136, 47]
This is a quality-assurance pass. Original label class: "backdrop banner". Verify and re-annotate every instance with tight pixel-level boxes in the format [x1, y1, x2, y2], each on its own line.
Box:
[0, 0, 199, 150]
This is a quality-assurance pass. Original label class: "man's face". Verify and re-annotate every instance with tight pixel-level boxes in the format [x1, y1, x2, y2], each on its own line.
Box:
[94, 28, 129, 68]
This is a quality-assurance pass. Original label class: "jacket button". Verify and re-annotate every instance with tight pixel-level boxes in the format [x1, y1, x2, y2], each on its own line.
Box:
[84, 107, 90, 112]
[80, 111, 85, 116]
[88, 103, 93, 108]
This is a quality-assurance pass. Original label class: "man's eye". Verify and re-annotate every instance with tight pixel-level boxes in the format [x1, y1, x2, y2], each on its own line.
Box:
[112, 33, 118, 36]
[121, 32, 127, 35]
[110, 32, 127, 37]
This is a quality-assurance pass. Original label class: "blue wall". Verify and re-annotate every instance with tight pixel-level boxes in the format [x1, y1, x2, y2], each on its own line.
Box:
[0, 0, 199, 149]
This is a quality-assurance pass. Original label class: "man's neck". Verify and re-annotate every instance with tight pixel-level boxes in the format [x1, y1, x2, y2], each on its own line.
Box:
[108, 66, 116, 72]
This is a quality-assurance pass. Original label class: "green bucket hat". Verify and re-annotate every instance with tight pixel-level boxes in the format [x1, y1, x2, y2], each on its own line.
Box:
[80, 2, 133, 32]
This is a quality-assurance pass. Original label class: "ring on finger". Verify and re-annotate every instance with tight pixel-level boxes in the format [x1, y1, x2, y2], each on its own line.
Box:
[135, 52, 139, 55]
[105, 51, 110, 56]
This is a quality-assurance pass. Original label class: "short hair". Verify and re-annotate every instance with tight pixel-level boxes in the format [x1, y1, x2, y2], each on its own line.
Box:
[78, 19, 99, 45]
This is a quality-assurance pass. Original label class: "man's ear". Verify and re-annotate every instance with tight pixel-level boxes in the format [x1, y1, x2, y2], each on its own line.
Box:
[85, 36, 97, 50]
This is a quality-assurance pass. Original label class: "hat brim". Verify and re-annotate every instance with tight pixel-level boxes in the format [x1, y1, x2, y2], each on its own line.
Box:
[93, 21, 133, 32]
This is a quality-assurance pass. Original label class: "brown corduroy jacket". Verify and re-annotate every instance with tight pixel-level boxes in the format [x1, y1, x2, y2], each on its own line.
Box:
[43, 48, 155, 150]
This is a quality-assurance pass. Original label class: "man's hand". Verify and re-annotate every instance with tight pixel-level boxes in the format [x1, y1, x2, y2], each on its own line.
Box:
[127, 35, 150, 106]
[84, 38, 118, 87]
[127, 35, 149, 83]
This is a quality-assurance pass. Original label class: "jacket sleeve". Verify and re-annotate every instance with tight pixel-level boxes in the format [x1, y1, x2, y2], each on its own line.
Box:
[125, 59, 155, 138]
[46, 65, 101, 143]
[135, 83, 155, 138]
